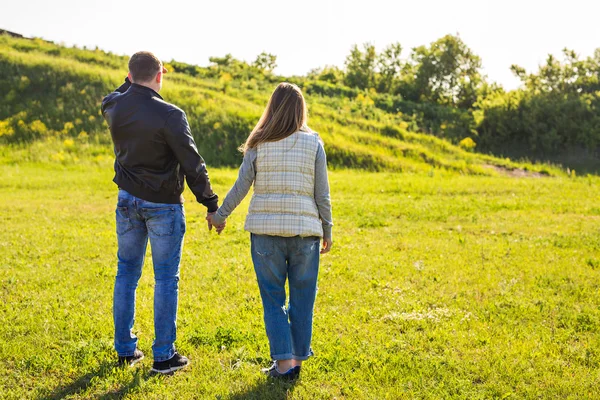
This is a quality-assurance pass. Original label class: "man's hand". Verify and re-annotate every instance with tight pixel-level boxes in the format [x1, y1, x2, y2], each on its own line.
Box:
[206, 212, 216, 231]
[320, 238, 333, 254]
[206, 212, 226, 235]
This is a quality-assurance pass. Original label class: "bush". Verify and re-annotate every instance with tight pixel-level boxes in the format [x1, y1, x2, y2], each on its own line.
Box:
[459, 137, 476, 151]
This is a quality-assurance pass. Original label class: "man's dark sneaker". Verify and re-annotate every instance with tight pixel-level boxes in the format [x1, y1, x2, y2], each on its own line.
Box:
[151, 352, 189, 374]
[261, 362, 301, 380]
[117, 349, 144, 367]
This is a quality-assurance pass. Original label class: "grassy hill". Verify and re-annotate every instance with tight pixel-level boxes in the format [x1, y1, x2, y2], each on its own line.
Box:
[0, 34, 560, 176]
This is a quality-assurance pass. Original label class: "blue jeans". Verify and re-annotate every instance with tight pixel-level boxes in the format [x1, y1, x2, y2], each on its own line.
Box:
[113, 189, 185, 361]
[251, 234, 321, 361]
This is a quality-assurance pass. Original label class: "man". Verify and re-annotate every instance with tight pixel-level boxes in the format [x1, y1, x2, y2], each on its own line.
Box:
[101, 51, 224, 374]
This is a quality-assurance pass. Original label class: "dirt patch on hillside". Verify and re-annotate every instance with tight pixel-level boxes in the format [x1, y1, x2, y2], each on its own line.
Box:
[483, 164, 548, 178]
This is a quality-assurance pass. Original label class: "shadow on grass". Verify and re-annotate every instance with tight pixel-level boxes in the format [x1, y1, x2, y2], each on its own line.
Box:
[228, 378, 298, 400]
[41, 361, 154, 400]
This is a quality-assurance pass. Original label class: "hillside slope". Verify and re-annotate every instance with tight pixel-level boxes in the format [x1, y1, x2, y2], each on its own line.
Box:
[0, 34, 558, 175]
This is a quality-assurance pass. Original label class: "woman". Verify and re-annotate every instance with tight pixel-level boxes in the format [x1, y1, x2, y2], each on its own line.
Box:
[208, 82, 333, 379]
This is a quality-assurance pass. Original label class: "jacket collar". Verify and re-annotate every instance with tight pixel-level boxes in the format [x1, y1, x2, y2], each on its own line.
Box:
[129, 83, 163, 99]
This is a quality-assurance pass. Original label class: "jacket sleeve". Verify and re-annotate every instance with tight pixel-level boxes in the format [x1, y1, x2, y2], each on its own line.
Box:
[101, 77, 131, 113]
[164, 109, 219, 212]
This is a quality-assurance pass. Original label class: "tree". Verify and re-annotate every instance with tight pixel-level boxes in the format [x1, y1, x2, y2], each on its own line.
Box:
[207, 54, 248, 79]
[253, 52, 277, 74]
[344, 43, 377, 90]
[477, 48, 600, 161]
[209, 54, 234, 67]
[407, 34, 483, 109]
[308, 65, 345, 84]
[377, 42, 403, 93]
[511, 48, 600, 95]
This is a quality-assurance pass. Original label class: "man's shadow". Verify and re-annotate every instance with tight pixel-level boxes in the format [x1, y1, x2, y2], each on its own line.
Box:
[43, 360, 299, 400]
[228, 378, 299, 400]
[42, 361, 155, 400]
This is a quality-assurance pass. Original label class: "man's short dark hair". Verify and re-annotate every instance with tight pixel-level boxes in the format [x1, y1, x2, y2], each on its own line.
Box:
[129, 51, 161, 82]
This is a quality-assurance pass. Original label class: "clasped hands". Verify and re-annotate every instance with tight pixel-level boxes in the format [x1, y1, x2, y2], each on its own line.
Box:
[206, 212, 226, 235]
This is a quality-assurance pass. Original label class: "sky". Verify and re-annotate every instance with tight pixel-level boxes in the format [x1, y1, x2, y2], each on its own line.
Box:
[2, 0, 599, 90]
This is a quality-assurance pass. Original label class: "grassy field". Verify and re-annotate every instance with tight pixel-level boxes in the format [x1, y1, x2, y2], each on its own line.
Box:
[1, 160, 599, 399]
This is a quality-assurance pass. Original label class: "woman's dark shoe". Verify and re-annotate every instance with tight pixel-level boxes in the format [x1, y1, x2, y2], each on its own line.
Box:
[291, 365, 301, 378]
[117, 348, 144, 367]
[151, 352, 189, 374]
[261, 362, 301, 380]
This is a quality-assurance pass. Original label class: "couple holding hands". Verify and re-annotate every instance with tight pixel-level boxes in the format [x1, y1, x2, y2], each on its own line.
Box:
[101, 51, 333, 379]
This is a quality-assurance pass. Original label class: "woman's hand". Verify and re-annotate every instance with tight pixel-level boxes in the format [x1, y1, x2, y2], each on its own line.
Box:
[320, 238, 333, 254]
[206, 212, 226, 235]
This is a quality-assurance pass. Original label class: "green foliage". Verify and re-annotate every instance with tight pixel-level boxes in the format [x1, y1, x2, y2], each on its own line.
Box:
[459, 137, 476, 151]
[205, 53, 279, 84]
[304, 37, 486, 149]
[166, 60, 205, 77]
[377, 42, 403, 93]
[336, 35, 483, 111]
[0, 33, 557, 176]
[476, 50, 600, 170]
[343, 43, 377, 90]
[510, 48, 600, 95]
[405, 34, 483, 109]
[322, 37, 600, 171]
[252, 52, 277, 74]
[373, 93, 476, 141]
[304, 80, 358, 98]
[307, 65, 345, 85]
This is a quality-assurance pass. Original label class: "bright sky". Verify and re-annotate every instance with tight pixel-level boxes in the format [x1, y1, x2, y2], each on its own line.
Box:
[2, 0, 598, 90]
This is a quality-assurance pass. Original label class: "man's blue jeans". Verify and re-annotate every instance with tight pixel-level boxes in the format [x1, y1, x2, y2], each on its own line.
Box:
[114, 189, 185, 361]
[250, 234, 321, 361]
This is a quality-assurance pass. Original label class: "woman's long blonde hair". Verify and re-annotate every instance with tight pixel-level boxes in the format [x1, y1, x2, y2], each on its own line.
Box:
[240, 82, 308, 153]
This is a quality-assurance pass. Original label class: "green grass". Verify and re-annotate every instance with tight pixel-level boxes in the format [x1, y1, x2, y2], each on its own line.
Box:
[1, 160, 599, 399]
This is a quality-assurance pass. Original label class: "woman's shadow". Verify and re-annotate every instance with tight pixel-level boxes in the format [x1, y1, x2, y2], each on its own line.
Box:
[228, 378, 299, 400]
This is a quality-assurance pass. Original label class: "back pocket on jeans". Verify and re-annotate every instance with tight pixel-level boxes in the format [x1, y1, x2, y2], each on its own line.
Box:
[116, 206, 133, 235]
[252, 234, 274, 257]
[143, 207, 175, 237]
[298, 237, 319, 256]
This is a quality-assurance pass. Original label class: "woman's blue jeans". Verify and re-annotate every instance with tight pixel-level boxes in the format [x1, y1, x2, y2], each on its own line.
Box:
[251, 234, 321, 361]
[113, 189, 185, 362]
